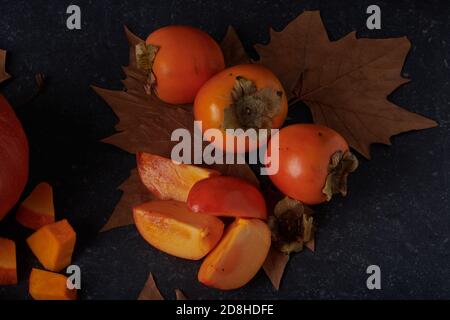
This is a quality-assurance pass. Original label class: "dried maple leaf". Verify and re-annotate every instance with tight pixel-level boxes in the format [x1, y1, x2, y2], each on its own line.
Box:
[221, 26, 250, 67]
[101, 169, 154, 232]
[0, 49, 11, 84]
[263, 247, 289, 291]
[93, 28, 194, 158]
[263, 240, 315, 291]
[95, 27, 258, 231]
[138, 273, 164, 300]
[175, 289, 188, 300]
[261, 175, 316, 289]
[256, 11, 437, 158]
[263, 199, 315, 290]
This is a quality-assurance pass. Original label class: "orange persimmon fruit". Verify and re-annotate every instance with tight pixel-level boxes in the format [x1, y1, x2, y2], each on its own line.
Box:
[137, 152, 219, 202]
[16, 182, 55, 230]
[194, 64, 288, 153]
[134, 200, 224, 260]
[198, 218, 271, 290]
[142, 26, 225, 105]
[0, 238, 17, 285]
[29, 268, 77, 300]
[266, 124, 359, 205]
[27, 219, 76, 272]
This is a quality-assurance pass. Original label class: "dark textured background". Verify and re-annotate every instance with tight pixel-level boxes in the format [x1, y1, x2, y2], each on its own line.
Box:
[0, 0, 449, 300]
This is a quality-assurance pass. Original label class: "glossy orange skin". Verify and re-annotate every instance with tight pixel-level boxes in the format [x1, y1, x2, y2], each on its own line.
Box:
[267, 124, 350, 205]
[187, 176, 267, 220]
[147, 26, 225, 105]
[194, 64, 288, 153]
[0, 95, 29, 221]
[198, 218, 271, 290]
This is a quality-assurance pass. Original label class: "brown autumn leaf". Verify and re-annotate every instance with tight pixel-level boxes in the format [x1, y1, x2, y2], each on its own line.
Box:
[264, 239, 316, 291]
[93, 27, 195, 157]
[256, 11, 437, 158]
[138, 273, 164, 300]
[263, 198, 315, 290]
[221, 26, 251, 67]
[175, 289, 188, 300]
[95, 27, 258, 231]
[101, 169, 154, 232]
[263, 247, 290, 291]
[264, 238, 315, 291]
[0, 49, 11, 84]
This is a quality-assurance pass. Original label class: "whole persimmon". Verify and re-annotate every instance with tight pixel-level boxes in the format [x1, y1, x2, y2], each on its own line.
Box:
[140, 26, 225, 105]
[266, 124, 359, 205]
[194, 64, 288, 153]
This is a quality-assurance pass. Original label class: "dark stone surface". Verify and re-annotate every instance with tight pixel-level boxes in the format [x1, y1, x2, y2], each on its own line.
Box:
[0, 0, 449, 300]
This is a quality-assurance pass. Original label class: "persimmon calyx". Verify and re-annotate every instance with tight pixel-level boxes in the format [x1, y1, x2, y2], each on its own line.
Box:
[136, 42, 159, 94]
[268, 197, 315, 254]
[222, 76, 283, 131]
[323, 150, 359, 201]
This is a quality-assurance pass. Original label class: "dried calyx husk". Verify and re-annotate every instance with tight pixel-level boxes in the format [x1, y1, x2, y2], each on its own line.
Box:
[136, 42, 159, 94]
[323, 151, 359, 202]
[268, 197, 314, 254]
[222, 76, 283, 131]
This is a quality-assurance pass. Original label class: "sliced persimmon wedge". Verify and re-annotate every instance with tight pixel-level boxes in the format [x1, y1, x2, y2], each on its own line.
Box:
[198, 218, 271, 290]
[137, 152, 219, 202]
[134, 200, 224, 261]
[188, 176, 267, 220]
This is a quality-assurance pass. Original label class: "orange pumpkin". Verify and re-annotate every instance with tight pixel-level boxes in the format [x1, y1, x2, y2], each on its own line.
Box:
[0, 95, 29, 221]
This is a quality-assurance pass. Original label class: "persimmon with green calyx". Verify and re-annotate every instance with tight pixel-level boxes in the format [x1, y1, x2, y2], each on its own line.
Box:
[134, 200, 224, 261]
[194, 64, 288, 153]
[187, 176, 267, 220]
[198, 218, 272, 290]
[0, 95, 29, 221]
[136, 26, 225, 105]
[266, 124, 359, 205]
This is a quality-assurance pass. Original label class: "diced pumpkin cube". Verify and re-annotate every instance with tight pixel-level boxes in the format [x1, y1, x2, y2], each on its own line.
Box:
[29, 268, 77, 300]
[16, 182, 55, 230]
[27, 219, 76, 272]
[0, 238, 17, 285]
